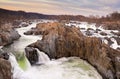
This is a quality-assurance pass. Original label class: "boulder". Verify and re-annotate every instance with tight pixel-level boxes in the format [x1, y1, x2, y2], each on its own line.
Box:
[1, 53, 9, 60]
[102, 22, 120, 30]
[117, 47, 120, 50]
[87, 28, 94, 31]
[85, 30, 93, 36]
[0, 49, 12, 79]
[111, 31, 120, 37]
[112, 36, 120, 45]
[25, 22, 62, 35]
[25, 47, 39, 65]
[104, 37, 114, 46]
[100, 32, 107, 36]
[24, 31, 33, 35]
[0, 49, 9, 60]
[0, 58, 12, 79]
[0, 24, 20, 46]
[95, 29, 101, 33]
[9, 29, 20, 40]
[28, 22, 120, 79]
[12, 21, 22, 28]
[21, 24, 28, 27]
[80, 28, 86, 30]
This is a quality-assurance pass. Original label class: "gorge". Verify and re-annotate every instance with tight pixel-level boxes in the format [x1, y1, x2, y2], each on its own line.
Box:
[0, 20, 103, 79]
[0, 19, 120, 79]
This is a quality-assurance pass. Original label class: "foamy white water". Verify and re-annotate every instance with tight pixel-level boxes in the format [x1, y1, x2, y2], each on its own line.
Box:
[8, 53, 30, 79]
[36, 48, 50, 64]
[24, 58, 102, 79]
[3, 20, 102, 79]
[9, 53, 102, 79]
[66, 21, 120, 49]
[110, 38, 120, 49]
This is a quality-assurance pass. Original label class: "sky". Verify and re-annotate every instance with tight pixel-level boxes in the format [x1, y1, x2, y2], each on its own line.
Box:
[0, 0, 120, 16]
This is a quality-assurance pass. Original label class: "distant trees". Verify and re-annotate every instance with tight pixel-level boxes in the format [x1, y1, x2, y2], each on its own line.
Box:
[0, 8, 120, 26]
[109, 11, 120, 21]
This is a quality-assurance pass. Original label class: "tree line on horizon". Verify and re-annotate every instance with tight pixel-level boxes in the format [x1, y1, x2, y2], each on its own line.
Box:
[0, 8, 120, 27]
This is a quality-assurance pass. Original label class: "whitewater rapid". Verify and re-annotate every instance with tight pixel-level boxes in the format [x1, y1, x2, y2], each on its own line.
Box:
[9, 53, 102, 79]
[4, 20, 102, 79]
[66, 21, 120, 50]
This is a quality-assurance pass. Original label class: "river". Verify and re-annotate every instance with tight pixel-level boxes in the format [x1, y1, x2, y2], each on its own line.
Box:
[3, 20, 102, 79]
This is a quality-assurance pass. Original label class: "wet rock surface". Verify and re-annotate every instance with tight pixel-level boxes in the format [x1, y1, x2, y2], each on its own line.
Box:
[100, 32, 107, 36]
[85, 30, 93, 36]
[0, 58, 12, 79]
[0, 49, 12, 79]
[112, 37, 120, 45]
[111, 31, 120, 37]
[104, 37, 114, 46]
[25, 47, 39, 65]
[12, 20, 32, 28]
[102, 22, 120, 30]
[28, 22, 120, 79]
[0, 23, 20, 46]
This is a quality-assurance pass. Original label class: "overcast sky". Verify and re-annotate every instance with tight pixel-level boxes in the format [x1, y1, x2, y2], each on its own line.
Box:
[0, 0, 120, 16]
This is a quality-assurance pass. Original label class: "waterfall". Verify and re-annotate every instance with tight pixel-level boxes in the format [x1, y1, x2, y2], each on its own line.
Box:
[8, 53, 102, 79]
[6, 21, 102, 79]
[35, 48, 50, 64]
[110, 38, 120, 49]
[8, 53, 31, 79]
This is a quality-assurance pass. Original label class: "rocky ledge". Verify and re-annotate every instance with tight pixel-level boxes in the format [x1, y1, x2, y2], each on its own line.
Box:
[25, 47, 39, 65]
[27, 22, 120, 79]
[0, 23, 20, 46]
[101, 21, 120, 30]
[0, 49, 12, 79]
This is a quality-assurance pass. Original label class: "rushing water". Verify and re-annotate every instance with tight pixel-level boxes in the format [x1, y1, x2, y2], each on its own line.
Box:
[4, 20, 102, 79]
[3, 22, 42, 54]
[66, 21, 120, 49]
[35, 48, 50, 64]
[9, 53, 102, 79]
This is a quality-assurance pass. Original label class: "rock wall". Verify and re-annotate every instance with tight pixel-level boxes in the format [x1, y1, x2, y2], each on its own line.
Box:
[25, 47, 39, 65]
[0, 23, 20, 46]
[0, 49, 12, 79]
[102, 22, 120, 30]
[0, 58, 12, 79]
[28, 22, 120, 79]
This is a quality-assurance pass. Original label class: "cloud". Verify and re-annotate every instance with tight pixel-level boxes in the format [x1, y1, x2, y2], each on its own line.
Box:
[0, 0, 119, 16]
[98, 0, 119, 4]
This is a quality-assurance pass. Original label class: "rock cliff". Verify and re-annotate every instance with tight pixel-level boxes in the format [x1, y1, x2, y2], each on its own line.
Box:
[28, 22, 120, 79]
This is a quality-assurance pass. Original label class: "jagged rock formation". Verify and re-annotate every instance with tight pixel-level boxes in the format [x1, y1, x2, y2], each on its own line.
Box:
[0, 49, 12, 79]
[104, 37, 114, 46]
[102, 22, 120, 30]
[111, 31, 120, 37]
[0, 58, 12, 79]
[0, 23, 20, 46]
[28, 22, 120, 79]
[25, 47, 39, 65]
[12, 20, 30, 28]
